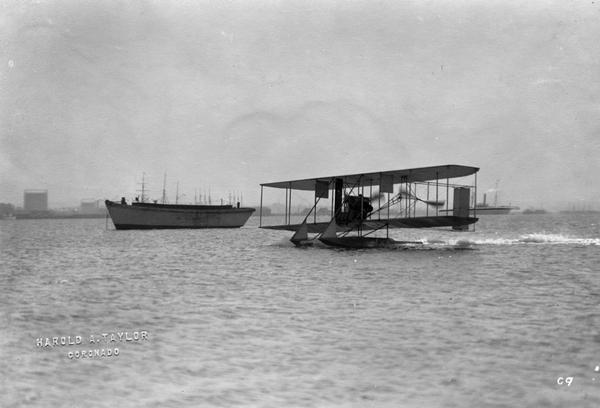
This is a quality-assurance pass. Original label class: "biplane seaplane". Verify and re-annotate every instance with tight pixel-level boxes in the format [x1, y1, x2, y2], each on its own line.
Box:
[258, 164, 479, 249]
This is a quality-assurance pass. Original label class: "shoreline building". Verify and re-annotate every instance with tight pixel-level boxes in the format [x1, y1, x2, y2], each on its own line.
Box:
[80, 199, 105, 215]
[24, 190, 48, 212]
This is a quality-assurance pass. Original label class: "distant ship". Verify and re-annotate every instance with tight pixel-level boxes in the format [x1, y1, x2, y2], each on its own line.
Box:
[441, 190, 519, 215]
[559, 203, 600, 214]
[473, 197, 519, 215]
[473, 205, 519, 215]
[471, 182, 519, 215]
[559, 209, 600, 214]
[105, 199, 255, 230]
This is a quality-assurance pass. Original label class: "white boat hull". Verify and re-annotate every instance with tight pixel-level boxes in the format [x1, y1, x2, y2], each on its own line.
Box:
[471, 207, 514, 215]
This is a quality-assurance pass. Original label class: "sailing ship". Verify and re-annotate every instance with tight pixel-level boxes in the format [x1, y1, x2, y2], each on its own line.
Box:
[105, 199, 254, 230]
[104, 174, 254, 230]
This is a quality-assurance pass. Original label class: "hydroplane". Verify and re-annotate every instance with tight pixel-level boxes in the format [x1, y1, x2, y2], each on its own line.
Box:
[259, 164, 479, 249]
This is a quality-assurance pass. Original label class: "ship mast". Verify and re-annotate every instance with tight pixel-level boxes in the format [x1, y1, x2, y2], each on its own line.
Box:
[162, 173, 167, 204]
[494, 179, 499, 207]
[137, 172, 149, 203]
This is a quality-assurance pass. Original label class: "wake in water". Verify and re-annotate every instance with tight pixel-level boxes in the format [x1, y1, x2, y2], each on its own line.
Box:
[517, 233, 600, 245]
[266, 232, 600, 250]
[425, 233, 600, 247]
[267, 237, 478, 251]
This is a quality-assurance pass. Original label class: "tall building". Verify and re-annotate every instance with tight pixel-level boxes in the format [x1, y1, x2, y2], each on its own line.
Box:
[24, 190, 48, 212]
[80, 199, 103, 214]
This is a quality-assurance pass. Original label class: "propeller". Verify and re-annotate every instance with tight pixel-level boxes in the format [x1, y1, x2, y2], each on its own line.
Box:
[396, 189, 445, 207]
[419, 199, 445, 207]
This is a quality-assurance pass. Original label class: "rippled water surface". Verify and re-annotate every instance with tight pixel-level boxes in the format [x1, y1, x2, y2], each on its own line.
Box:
[1, 213, 599, 407]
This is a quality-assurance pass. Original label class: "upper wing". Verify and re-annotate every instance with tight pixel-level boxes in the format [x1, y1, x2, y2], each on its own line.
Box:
[261, 164, 479, 191]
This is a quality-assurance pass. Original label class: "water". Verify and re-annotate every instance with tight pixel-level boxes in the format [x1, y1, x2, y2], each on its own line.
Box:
[1, 213, 599, 407]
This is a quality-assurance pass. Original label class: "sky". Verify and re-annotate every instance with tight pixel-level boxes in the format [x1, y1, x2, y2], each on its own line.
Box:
[1, 0, 600, 209]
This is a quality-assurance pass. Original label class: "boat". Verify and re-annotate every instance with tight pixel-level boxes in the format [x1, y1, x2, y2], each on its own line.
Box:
[105, 199, 254, 230]
[559, 203, 600, 214]
[473, 203, 519, 215]
[475, 181, 519, 214]
[441, 182, 519, 215]
[440, 201, 518, 215]
[472, 191, 519, 215]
